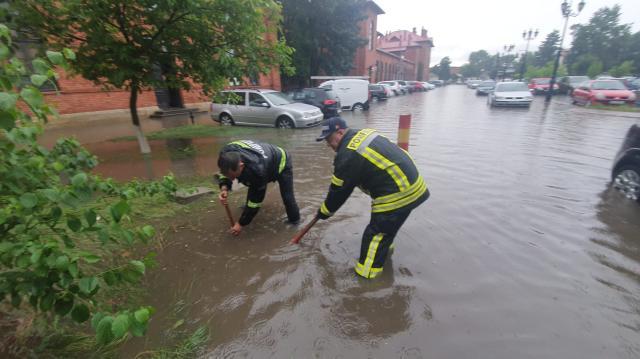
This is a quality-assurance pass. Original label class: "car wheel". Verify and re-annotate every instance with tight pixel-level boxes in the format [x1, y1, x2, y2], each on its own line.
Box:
[276, 116, 294, 129]
[219, 113, 234, 125]
[613, 165, 640, 202]
[352, 103, 365, 111]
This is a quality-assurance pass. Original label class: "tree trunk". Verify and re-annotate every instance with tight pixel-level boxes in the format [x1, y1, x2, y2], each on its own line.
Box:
[129, 82, 151, 154]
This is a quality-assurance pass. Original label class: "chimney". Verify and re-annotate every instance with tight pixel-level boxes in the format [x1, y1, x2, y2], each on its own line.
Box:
[421, 27, 427, 38]
[412, 27, 416, 34]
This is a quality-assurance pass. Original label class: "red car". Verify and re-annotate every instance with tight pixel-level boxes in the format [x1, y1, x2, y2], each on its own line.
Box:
[528, 78, 559, 95]
[571, 80, 637, 106]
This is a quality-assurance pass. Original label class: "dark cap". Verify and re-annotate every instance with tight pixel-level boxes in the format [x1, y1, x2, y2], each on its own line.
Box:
[316, 116, 347, 141]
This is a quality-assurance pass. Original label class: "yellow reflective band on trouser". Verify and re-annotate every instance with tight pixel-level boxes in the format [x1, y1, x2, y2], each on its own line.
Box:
[331, 175, 344, 187]
[320, 202, 333, 216]
[278, 147, 287, 174]
[372, 177, 427, 213]
[360, 147, 410, 191]
[247, 200, 262, 208]
[355, 233, 384, 279]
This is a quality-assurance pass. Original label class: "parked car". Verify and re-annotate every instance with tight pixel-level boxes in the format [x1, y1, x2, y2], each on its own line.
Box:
[627, 78, 640, 91]
[368, 84, 389, 101]
[466, 79, 482, 89]
[487, 81, 533, 107]
[429, 80, 444, 87]
[528, 78, 559, 95]
[210, 89, 323, 128]
[378, 81, 403, 95]
[571, 80, 637, 106]
[379, 83, 396, 96]
[396, 80, 412, 93]
[475, 80, 496, 95]
[558, 75, 590, 95]
[289, 87, 341, 117]
[611, 124, 640, 202]
[421, 81, 436, 90]
[318, 79, 370, 111]
[406, 81, 425, 92]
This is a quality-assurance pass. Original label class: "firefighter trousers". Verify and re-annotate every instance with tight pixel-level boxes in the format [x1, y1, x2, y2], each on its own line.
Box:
[276, 154, 300, 224]
[355, 208, 412, 279]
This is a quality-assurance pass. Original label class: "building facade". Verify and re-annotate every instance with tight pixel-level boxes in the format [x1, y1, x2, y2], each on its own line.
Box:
[349, 1, 434, 82]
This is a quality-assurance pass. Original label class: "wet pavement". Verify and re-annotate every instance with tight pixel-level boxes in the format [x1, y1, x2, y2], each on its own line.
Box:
[62, 86, 640, 358]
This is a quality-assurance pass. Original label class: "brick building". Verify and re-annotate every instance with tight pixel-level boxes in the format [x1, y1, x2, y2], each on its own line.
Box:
[349, 1, 434, 82]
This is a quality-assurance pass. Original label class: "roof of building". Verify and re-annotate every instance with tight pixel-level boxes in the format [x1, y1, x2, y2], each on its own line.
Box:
[365, 1, 385, 15]
[378, 29, 434, 50]
[376, 49, 415, 65]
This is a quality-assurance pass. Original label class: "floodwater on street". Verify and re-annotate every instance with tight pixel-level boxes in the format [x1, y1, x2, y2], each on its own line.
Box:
[65, 86, 640, 358]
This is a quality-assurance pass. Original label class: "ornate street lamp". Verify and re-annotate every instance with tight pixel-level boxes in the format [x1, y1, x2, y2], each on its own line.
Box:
[519, 29, 539, 81]
[495, 45, 515, 81]
[546, 0, 586, 102]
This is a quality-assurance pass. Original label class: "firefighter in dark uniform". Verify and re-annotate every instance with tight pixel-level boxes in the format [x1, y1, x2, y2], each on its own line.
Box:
[217, 140, 300, 236]
[316, 117, 429, 279]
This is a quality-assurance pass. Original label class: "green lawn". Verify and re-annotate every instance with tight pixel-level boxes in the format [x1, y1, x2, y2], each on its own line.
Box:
[590, 104, 640, 113]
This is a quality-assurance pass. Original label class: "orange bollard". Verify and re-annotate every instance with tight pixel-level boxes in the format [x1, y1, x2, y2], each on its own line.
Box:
[397, 114, 411, 150]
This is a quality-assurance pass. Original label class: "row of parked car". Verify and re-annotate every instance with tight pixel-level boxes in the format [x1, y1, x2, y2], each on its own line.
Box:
[209, 78, 437, 128]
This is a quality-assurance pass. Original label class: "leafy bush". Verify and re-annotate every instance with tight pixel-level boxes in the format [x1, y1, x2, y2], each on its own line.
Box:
[0, 24, 176, 345]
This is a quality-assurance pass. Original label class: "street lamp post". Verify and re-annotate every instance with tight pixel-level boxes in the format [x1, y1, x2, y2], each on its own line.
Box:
[546, 0, 585, 102]
[519, 29, 539, 81]
[494, 45, 515, 81]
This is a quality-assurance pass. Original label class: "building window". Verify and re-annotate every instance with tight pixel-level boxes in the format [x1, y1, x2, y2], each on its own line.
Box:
[368, 21, 374, 51]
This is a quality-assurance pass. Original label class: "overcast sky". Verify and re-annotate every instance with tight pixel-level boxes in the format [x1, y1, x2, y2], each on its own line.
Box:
[374, 0, 640, 66]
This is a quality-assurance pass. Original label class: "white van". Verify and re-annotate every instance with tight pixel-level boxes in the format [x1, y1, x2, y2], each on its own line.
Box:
[318, 79, 369, 111]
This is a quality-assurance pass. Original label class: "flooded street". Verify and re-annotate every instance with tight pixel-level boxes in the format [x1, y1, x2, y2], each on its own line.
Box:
[79, 86, 640, 358]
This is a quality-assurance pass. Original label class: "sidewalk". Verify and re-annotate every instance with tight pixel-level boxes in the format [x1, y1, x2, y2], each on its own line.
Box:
[552, 99, 640, 119]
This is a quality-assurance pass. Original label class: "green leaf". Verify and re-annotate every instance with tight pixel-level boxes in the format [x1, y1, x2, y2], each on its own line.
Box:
[68, 261, 79, 278]
[111, 314, 130, 339]
[30, 74, 49, 87]
[129, 260, 145, 275]
[19, 193, 38, 208]
[20, 87, 44, 108]
[32, 58, 50, 74]
[103, 271, 117, 286]
[84, 209, 97, 227]
[130, 320, 146, 337]
[0, 110, 15, 130]
[39, 292, 55, 311]
[67, 216, 82, 232]
[83, 254, 100, 264]
[71, 172, 88, 187]
[78, 276, 99, 294]
[110, 200, 130, 223]
[91, 312, 105, 330]
[55, 255, 70, 270]
[54, 296, 74, 316]
[98, 229, 109, 244]
[0, 92, 18, 110]
[134, 308, 150, 324]
[52, 162, 65, 172]
[141, 225, 155, 239]
[63, 48, 76, 60]
[71, 304, 90, 323]
[30, 248, 43, 264]
[96, 316, 114, 345]
[46, 51, 65, 65]
[0, 44, 9, 60]
[42, 189, 60, 202]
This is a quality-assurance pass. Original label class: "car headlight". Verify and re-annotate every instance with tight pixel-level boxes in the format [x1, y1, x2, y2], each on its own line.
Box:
[595, 92, 606, 100]
[302, 112, 311, 119]
[496, 96, 504, 100]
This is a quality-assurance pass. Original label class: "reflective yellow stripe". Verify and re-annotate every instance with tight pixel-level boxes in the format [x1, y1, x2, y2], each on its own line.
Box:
[320, 202, 332, 216]
[361, 147, 410, 191]
[219, 174, 228, 180]
[230, 141, 250, 148]
[356, 233, 384, 278]
[355, 262, 382, 278]
[331, 175, 344, 187]
[247, 200, 262, 208]
[372, 180, 427, 213]
[347, 128, 377, 150]
[373, 176, 425, 205]
[278, 147, 286, 174]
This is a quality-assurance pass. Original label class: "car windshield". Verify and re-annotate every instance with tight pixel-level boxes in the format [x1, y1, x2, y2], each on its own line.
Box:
[569, 76, 589, 84]
[369, 85, 382, 90]
[592, 80, 626, 90]
[534, 78, 550, 84]
[479, 81, 495, 87]
[263, 92, 294, 105]
[495, 83, 529, 92]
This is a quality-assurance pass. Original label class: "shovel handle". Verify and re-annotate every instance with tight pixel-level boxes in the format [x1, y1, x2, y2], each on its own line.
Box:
[290, 216, 319, 244]
[223, 203, 235, 227]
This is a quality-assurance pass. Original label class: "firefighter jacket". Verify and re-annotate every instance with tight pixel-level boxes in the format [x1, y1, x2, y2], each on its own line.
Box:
[218, 140, 289, 226]
[319, 128, 429, 219]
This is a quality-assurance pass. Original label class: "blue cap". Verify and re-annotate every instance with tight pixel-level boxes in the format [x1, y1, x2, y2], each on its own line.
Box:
[316, 116, 347, 141]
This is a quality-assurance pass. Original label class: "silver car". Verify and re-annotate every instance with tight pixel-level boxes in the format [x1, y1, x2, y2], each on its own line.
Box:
[487, 82, 533, 107]
[210, 89, 324, 128]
